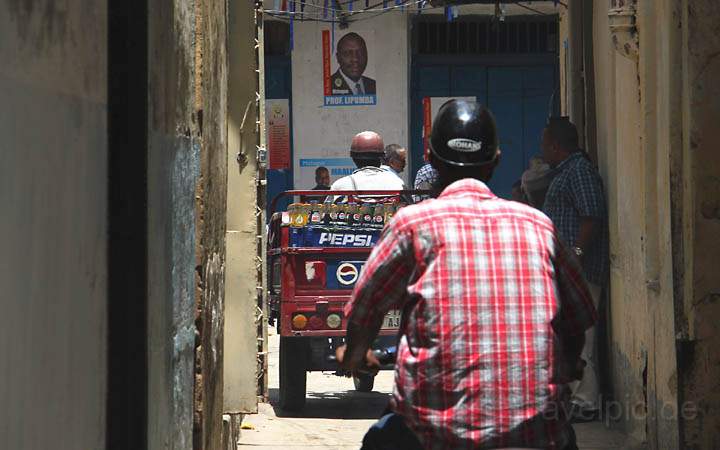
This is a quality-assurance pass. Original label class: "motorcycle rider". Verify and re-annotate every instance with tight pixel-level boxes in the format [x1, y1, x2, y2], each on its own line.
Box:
[337, 100, 596, 449]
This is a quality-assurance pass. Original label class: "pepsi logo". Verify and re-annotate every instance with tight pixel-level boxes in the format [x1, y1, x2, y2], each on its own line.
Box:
[336, 262, 360, 286]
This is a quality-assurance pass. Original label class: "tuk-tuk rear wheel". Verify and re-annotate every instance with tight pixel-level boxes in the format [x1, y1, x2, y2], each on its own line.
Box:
[279, 336, 307, 411]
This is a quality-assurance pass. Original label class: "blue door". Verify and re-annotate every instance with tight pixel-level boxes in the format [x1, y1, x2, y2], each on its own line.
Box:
[410, 63, 557, 199]
[265, 56, 293, 216]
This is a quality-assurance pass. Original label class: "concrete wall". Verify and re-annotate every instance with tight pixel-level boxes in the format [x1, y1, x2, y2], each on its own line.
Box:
[225, 0, 264, 414]
[146, 1, 200, 449]
[147, 1, 230, 449]
[290, 11, 410, 187]
[0, 1, 107, 449]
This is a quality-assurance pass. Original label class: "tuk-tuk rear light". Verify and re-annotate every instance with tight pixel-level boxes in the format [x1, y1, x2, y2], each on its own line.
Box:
[307, 315, 324, 330]
[292, 314, 308, 330]
[326, 313, 342, 329]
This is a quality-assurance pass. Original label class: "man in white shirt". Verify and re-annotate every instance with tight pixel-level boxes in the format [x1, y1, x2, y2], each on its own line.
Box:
[331, 131, 405, 195]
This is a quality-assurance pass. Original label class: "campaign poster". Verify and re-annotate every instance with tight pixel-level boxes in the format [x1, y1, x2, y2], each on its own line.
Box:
[322, 29, 377, 107]
[297, 157, 355, 191]
[266, 99, 291, 169]
[423, 96, 477, 158]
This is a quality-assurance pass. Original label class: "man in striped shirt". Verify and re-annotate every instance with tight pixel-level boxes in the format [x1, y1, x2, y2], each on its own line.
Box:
[337, 100, 597, 449]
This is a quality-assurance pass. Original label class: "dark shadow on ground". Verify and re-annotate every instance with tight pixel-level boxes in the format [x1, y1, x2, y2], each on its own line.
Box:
[269, 387, 390, 419]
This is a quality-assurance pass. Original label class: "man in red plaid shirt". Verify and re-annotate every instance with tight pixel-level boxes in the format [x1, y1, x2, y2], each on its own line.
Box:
[336, 100, 597, 450]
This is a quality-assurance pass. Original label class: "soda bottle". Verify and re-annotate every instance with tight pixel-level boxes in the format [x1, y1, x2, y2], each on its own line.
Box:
[288, 203, 302, 228]
[372, 204, 385, 229]
[337, 204, 347, 225]
[348, 203, 361, 225]
[384, 202, 397, 224]
[291, 203, 309, 227]
[358, 204, 372, 225]
[327, 204, 340, 225]
[309, 202, 323, 224]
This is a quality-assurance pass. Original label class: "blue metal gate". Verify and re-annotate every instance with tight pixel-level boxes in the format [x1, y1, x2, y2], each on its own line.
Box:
[410, 17, 559, 199]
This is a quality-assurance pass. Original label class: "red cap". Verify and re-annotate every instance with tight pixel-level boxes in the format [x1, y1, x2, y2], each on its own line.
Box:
[350, 131, 384, 154]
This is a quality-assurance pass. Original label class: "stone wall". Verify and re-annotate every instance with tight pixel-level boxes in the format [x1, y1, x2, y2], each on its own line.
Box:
[678, 0, 720, 447]
[193, 0, 229, 449]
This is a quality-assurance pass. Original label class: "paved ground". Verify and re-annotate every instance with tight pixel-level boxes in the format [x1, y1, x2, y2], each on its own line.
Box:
[238, 328, 631, 449]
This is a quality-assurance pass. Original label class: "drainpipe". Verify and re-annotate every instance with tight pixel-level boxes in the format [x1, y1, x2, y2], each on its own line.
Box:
[567, 0, 585, 148]
[582, 0, 597, 163]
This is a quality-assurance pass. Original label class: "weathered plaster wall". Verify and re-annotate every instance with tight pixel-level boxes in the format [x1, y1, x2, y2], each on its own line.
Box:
[678, 0, 720, 446]
[562, 0, 651, 443]
[194, 1, 229, 449]
[0, 1, 107, 449]
[225, 0, 263, 414]
[606, 37, 649, 447]
[147, 1, 199, 449]
[636, 1, 682, 447]
[569, 0, 720, 447]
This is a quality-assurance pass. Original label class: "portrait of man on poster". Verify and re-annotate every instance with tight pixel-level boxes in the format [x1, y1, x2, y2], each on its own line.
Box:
[330, 32, 376, 96]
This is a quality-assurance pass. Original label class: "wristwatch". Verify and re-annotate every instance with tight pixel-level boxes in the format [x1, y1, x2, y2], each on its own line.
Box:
[571, 246, 584, 257]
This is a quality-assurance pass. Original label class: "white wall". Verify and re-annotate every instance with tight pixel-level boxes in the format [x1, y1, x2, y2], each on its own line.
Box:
[291, 11, 410, 187]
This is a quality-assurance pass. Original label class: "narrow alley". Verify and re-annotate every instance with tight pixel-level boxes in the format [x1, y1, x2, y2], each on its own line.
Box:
[3, 1, 720, 450]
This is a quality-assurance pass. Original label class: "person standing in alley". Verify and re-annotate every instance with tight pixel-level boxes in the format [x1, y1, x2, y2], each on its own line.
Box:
[337, 100, 597, 449]
[522, 155, 556, 209]
[541, 116, 609, 420]
[412, 147, 439, 202]
[380, 144, 407, 184]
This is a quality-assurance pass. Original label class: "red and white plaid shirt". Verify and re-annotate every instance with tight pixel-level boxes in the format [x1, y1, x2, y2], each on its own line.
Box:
[345, 179, 597, 449]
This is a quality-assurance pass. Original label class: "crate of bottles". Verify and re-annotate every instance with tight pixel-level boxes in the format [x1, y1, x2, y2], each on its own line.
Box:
[286, 200, 403, 248]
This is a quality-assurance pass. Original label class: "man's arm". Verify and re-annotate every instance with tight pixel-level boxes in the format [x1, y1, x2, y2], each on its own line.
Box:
[575, 217, 600, 258]
[551, 232, 598, 380]
[338, 321, 382, 373]
[569, 163, 605, 258]
[337, 218, 414, 372]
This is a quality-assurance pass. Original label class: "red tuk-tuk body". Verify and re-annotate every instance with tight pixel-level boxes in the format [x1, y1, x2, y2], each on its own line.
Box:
[267, 190, 416, 410]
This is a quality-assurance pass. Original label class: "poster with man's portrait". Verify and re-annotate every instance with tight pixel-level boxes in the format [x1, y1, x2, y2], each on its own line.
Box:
[322, 29, 377, 107]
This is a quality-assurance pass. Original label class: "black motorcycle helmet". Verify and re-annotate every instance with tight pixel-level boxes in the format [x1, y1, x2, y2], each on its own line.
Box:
[429, 100, 498, 167]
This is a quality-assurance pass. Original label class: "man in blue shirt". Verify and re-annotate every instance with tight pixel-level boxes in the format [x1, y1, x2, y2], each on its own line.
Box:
[542, 117, 609, 420]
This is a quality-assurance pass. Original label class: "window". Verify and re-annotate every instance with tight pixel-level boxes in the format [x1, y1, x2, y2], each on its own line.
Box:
[414, 16, 558, 55]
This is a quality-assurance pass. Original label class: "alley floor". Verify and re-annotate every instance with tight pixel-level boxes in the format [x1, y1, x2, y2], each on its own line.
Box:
[238, 328, 632, 449]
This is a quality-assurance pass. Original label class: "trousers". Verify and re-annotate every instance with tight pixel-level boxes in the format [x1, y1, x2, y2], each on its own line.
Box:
[361, 413, 579, 450]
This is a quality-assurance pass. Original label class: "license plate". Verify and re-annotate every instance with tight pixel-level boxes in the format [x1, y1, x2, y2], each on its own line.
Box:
[383, 309, 402, 329]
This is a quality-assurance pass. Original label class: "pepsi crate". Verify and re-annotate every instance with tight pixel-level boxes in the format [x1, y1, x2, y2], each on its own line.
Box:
[289, 225, 381, 248]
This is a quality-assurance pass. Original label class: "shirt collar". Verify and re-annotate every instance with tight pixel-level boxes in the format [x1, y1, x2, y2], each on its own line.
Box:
[340, 70, 365, 95]
[437, 179, 497, 201]
[352, 166, 383, 174]
[555, 151, 584, 171]
[380, 164, 399, 175]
